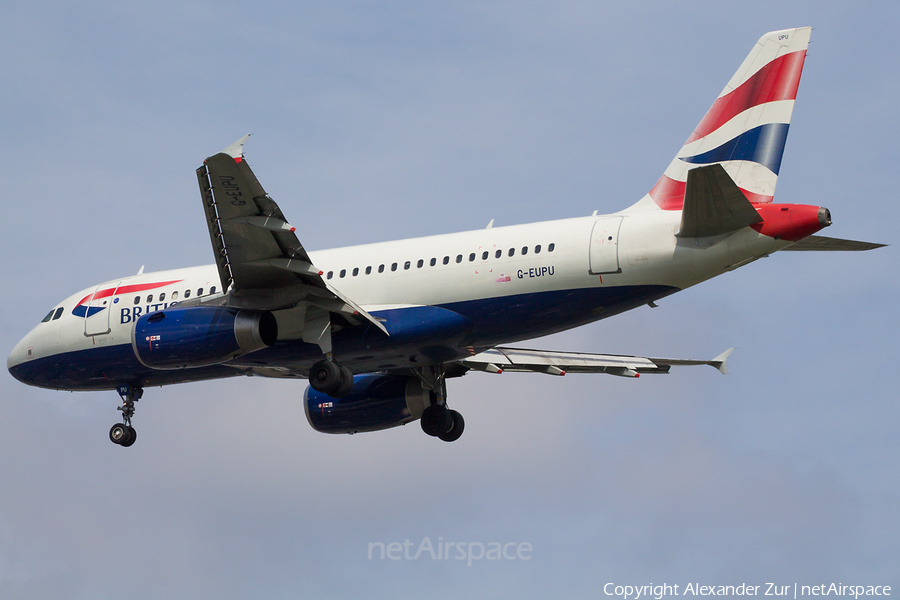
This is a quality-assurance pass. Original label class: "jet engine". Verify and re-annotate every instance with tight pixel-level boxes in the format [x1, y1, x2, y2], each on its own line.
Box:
[305, 374, 431, 434]
[132, 306, 277, 369]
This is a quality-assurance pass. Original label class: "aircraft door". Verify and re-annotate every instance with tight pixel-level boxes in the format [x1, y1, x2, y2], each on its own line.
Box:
[588, 217, 623, 275]
[84, 281, 121, 336]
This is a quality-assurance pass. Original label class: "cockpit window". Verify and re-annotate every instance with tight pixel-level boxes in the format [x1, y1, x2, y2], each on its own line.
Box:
[41, 310, 55, 323]
[52, 307, 64, 320]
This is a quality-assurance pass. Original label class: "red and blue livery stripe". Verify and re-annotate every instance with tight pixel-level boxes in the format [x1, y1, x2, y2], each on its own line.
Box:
[72, 280, 183, 318]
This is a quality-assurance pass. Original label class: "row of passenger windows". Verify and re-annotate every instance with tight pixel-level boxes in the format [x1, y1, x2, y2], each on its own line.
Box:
[325, 243, 556, 280]
[132, 286, 216, 305]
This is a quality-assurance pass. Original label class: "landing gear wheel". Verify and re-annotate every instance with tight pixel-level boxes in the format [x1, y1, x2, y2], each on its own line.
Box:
[438, 410, 465, 442]
[109, 423, 129, 445]
[110, 384, 142, 447]
[420, 403, 452, 437]
[120, 426, 137, 447]
[333, 365, 354, 398]
[309, 360, 342, 395]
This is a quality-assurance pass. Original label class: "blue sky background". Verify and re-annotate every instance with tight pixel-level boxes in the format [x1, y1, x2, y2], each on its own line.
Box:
[1, 2, 897, 598]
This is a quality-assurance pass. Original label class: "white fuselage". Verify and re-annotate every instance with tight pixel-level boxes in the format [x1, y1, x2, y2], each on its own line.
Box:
[7, 204, 788, 390]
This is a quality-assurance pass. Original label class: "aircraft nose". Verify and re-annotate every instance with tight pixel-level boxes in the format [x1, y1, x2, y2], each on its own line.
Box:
[7, 333, 34, 384]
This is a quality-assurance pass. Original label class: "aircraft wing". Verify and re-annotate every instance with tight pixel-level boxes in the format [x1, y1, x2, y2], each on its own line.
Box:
[458, 347, 734, 377]
[196, 135, 387, 335]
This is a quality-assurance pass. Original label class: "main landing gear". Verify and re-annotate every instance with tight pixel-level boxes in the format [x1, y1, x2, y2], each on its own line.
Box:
[421, 404, 465, 442]
[109, 383, 142, 447]
[309, 358, 354, 398]
[415, 366, 465, 442]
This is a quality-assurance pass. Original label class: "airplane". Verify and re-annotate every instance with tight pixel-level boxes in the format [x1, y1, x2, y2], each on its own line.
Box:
[7, 27, 884, 447]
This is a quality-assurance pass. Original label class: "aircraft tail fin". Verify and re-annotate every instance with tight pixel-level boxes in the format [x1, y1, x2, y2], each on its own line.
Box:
[642, 27, 812, 211]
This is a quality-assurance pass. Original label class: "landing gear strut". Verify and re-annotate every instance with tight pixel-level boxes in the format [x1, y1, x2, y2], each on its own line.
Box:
[416, 366, 465, 442]
[309, 358, 354, 398]
[110, 383, 142, 447]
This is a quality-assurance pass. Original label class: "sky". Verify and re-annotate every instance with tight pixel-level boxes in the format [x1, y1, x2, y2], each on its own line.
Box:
[1, 1, 898, 598]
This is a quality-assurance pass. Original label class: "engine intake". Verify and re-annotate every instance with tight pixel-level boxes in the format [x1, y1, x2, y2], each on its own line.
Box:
[305, 375, 431, 434]
[132, 306, 277, 369]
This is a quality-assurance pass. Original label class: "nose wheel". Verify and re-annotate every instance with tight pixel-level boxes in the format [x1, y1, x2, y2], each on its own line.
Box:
[110, 384, 142, 447]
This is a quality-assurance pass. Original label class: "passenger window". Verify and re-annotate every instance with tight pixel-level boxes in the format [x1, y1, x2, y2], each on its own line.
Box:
[41, 310, 54, 323]
[352, 267, 359, 277]
[468, 253, 475, 262]
[443, 256, 450, 265]
[159, 292, 166, 301]
[134, 296, 141, 305]
[171, 291, 179, 300]
[481, 251, 488, 260]
[521, 246, 528, 255]
[147, 294, 153, 303]
[365, 266, 372, 275]
[417, 259, 423, 268]
[340, 269, 346, 278]
[495, 249, 502, 258]
[508, 248, 515, 257]
[209, 286, 216, 294]
[184, 289, 191, 298]
[548, 243, 555, 252]
[198, 288, 204, 296]
[535, 245, 541, 254]
[378, 264, 385, 273]
[391, 263, 398, 272]
[430, 258, 436, 267]
[53, 307, 64, 320]
[404, 261, 411, 270]
[456, 255, 462, 263]
[326, 271, 333, 280]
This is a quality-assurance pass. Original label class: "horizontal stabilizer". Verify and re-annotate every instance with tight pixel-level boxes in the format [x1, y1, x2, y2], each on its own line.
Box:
[781, 235, 886, 251]
[677, 164, 763, 238]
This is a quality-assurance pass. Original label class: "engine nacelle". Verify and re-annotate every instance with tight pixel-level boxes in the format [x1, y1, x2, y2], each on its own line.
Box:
[132, 306, 277, 369]
[305, 375, 431, 434]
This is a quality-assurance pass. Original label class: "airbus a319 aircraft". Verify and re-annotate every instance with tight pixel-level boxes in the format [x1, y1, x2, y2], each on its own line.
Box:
[7, 28, 883, 447]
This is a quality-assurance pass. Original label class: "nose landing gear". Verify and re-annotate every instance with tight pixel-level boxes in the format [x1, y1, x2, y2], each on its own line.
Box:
[110, 384, 142, 447]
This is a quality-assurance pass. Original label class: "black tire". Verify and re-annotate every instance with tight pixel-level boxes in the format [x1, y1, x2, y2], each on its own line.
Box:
[420, 404, 452, 437]
[109, 423, 128, 445]
[309, 360, 341, 395]
[439, 410, 465, 442]
[333, 365, 354, 398]
[120, 426, 137, 447]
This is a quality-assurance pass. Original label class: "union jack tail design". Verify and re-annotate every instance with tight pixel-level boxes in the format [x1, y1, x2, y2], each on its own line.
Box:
[647, 27, 812, 210]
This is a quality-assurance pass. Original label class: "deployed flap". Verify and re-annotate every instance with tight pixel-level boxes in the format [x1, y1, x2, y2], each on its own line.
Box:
[459, 346, 734, 378]
[196, 136, 388, 336]
[781, 235, 886, 251]
[677, 164, 763, 238]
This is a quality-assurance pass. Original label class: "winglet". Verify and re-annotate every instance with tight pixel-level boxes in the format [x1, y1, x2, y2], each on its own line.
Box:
[711, 347, 735, 375]
[222, 134, 252, 160]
